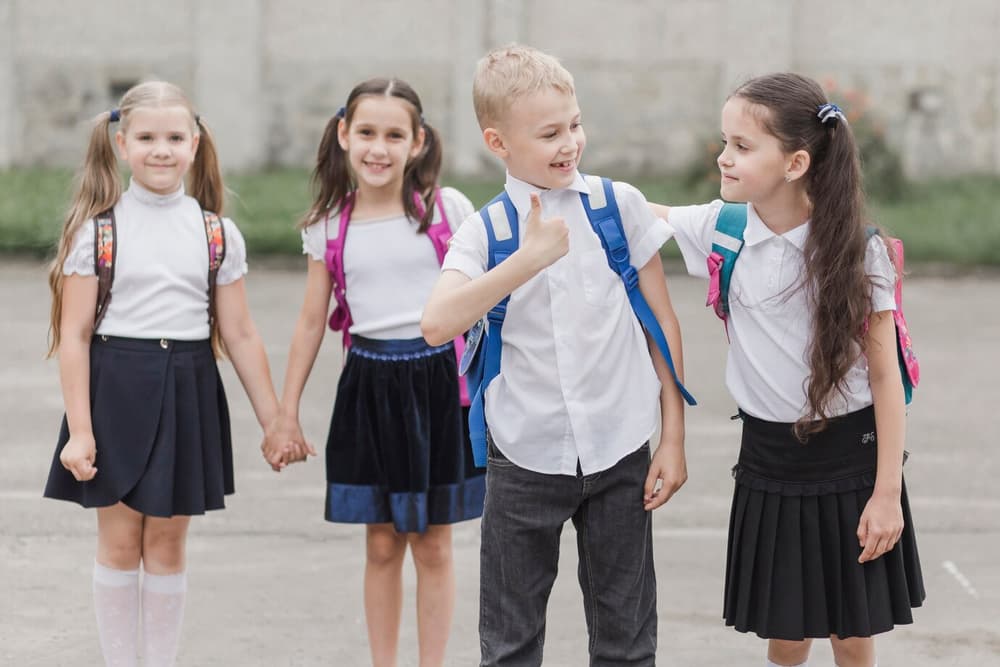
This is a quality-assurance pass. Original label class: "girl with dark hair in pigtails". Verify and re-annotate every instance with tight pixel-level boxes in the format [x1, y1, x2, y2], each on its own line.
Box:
[650, 72, 925, 667]
[264, 77, 484, 666]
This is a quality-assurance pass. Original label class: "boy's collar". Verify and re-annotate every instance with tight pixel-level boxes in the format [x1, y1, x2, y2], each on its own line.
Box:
[743, 202, 809, 250]
[503, 171, 589, 215]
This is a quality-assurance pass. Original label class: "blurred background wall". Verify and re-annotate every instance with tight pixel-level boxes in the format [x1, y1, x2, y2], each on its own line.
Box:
[0, 0, 994, 178]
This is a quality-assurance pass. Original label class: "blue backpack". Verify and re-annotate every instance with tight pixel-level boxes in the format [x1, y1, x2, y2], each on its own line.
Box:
[460, 175, 697, 467]
[705, 202, 919, 404]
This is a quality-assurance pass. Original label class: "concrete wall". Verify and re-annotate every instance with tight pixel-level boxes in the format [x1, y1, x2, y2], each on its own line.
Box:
[1, 0, 997, 178]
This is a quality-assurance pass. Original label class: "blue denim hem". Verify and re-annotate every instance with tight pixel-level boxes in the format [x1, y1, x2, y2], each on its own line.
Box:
[325, 476, 485, 533]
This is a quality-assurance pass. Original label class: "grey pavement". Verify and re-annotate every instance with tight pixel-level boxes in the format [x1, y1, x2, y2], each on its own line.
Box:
[2, 258, 998, 666]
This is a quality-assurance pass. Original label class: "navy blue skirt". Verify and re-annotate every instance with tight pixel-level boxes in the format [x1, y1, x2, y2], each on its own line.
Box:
[325, 336, 485, 533]
[724, 406, 925, 640]
[44, 335, 234, 517]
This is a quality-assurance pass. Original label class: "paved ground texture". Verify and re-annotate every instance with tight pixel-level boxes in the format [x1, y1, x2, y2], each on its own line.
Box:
[2, 258, 998, 666]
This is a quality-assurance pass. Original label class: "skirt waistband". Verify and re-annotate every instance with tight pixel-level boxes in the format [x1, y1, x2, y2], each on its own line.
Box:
[93, 334, 211, 353]
[736, 405, 878, 483]
[350, 335, 453, 361]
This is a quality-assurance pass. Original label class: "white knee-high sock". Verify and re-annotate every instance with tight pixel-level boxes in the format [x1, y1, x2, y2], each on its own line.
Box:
[141, 570, 187, 667]
[92, 561, 140, 667]
[767, 660, 808, 667]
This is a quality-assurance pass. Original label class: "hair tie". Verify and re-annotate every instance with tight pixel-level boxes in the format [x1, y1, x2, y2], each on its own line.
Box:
[420, 114, 426, 126]
[194, 114, 202, 126]
[335, 106, 346, 119]
[817, 103, 846, 126]
[108, 109, 121, 123]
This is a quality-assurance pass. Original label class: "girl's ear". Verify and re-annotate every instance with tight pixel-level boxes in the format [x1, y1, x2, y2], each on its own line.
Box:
[785, 149, 811, 183]
[114, 130, 128, 160]
[410, 125, 426, 159]
[482, 127, 508, 159]
[337, 118, 349, 152]
[191, 131, 200, 155]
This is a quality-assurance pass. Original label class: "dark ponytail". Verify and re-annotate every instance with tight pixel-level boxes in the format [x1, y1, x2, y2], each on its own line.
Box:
[732, 73, 873, 438]
[300, 111, 353, 229]
[404, 118, 443, 232]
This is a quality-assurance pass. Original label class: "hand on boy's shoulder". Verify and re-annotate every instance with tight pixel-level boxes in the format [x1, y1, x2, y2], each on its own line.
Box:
[521, 192, 569, 272]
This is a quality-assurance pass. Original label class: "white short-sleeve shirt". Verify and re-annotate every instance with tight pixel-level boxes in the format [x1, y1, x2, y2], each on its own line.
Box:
[300, 187, 475, 340]
[443, 171, 671, 476]
[63, 180, 248, 340]
[667, 200, 897, 422]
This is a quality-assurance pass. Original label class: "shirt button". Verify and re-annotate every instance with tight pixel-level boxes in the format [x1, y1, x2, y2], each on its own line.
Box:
[160, 339, 169, 349]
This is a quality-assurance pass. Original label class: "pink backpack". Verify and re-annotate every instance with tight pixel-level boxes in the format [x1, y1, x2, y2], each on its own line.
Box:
[324, 189, 470, 406]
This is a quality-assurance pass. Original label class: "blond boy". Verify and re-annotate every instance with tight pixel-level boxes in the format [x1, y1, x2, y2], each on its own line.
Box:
[422, 45, 688, 666]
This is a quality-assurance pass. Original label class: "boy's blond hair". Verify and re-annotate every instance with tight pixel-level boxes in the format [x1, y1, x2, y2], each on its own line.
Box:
[473, 44, 575, 130]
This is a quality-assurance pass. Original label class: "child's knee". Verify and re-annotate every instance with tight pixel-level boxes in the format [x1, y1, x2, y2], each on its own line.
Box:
[768, 638, 812, 665]
[830, 636, 875, 666]
[141, 518, 190, 571]
[408, 529, 452, 569]
[366, 526, 407, 566]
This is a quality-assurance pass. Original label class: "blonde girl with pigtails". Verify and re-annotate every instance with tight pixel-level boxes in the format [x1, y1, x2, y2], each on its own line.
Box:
[44, 80, 302, 666]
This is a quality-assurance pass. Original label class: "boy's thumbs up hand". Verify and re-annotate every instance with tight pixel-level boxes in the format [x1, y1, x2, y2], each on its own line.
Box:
[521, 192, 569, 271]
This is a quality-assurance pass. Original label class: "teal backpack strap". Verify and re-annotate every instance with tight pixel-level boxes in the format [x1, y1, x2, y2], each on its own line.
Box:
[579, 174, 696, 406]
[706, 203, 748, 331]
[464, 192, 520, 467]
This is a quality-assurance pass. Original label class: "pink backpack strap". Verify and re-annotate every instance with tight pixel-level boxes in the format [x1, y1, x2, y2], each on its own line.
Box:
[419, 188, 471, 406]
[885, 236, 920, 388]
[324, 193, 354, 349]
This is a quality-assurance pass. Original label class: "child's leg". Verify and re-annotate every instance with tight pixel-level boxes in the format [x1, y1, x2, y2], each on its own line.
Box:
[571, 445, 656, 665]
[408, 525, 455, 667]
[365, 523, 408, 667]
[767, 638, 813, 666]
[140, 514, 191, 667]
[479, 444, 578, 667]
[830, 636, 876, 667]
[94, 503, 144, 667]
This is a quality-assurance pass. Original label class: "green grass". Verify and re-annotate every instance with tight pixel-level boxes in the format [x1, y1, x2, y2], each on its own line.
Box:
[3, 168, 998, 266]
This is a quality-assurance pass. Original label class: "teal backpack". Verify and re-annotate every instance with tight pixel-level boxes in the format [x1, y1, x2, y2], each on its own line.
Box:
[705, 203, 920, 404]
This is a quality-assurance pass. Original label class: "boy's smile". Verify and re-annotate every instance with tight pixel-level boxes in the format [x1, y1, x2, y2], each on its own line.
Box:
[487, 88, 586, 191]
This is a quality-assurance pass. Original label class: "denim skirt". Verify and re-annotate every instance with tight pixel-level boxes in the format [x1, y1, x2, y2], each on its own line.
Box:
[44, 335, 234, 517]
[724, 405, 925, 640]
[324, 336, 485, 533]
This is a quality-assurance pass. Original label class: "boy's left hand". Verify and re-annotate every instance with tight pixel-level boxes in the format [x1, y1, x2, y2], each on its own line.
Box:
[644, 441, 687, 510]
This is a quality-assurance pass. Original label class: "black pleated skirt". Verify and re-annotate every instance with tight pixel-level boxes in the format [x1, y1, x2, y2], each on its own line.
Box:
[724, 405, 925, 640]
[44, 335, 234, 517]
[325, 336, 485, 534]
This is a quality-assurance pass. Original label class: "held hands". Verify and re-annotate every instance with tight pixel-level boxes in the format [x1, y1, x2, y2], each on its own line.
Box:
[643, 439, 687, 511]
[856, 489, 904, 563]
[520, 192, 569, 272]
[60, 432, 98, 481]
[261, 411, 316, 472]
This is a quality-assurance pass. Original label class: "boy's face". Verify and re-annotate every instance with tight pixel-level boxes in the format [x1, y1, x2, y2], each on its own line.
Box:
[484, 88, 586, 190]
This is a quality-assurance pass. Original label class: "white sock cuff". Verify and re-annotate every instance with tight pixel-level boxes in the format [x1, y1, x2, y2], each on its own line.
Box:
[93, 560, 140, 587]
[142, 570, 187, 594]
[767, 660, 808, 667]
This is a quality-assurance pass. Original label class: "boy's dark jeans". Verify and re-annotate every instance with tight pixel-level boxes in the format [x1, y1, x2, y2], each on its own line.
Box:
[479, 439, 657, 667]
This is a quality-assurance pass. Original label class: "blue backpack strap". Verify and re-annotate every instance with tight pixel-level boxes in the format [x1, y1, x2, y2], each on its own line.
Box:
[708, 203, 748, 321]
[467, 191, 520, 467]
[579, 175, 696, 406]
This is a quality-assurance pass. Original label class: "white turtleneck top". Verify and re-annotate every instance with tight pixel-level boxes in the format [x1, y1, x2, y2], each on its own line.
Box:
[63, 180, 248, 340]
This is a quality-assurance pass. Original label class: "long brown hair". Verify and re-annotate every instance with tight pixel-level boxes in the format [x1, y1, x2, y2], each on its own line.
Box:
[47, 81, 226, 357]
[732, 73, 877, 437]
[300, 77, 443, 231]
